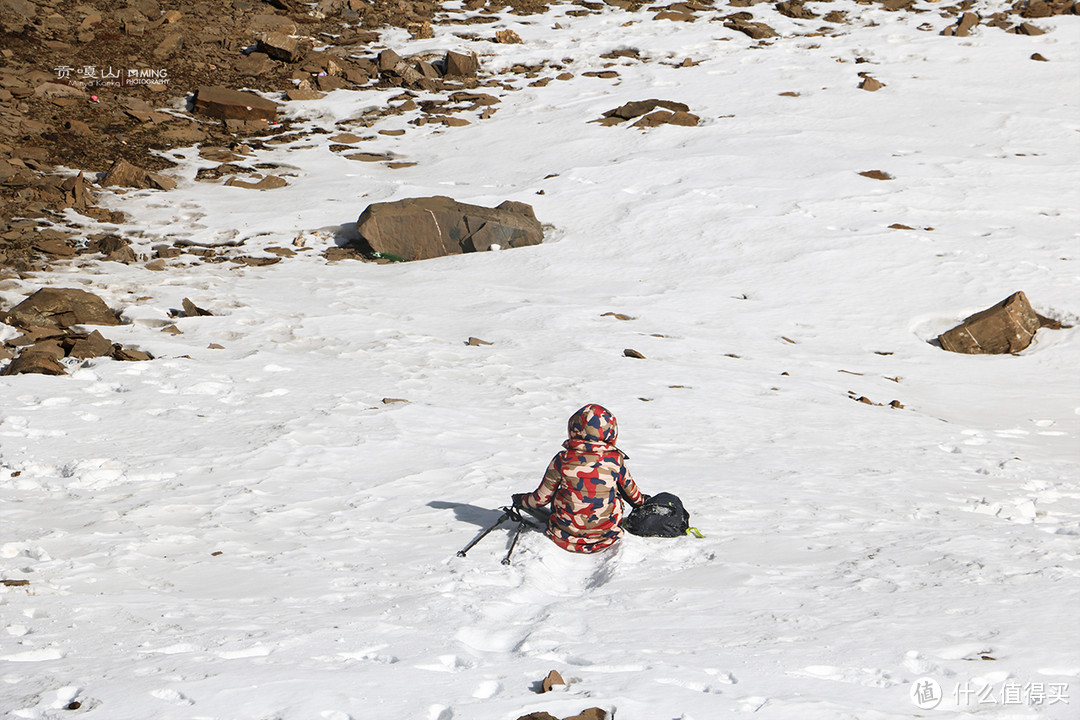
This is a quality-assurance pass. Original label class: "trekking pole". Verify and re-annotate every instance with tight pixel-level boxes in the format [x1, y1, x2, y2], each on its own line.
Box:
[456, 509, 510, 558]
[501, 520, 526, 566]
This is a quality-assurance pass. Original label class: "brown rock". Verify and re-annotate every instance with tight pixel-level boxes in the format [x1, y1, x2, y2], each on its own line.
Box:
[515, 714, 560, 720]
[61, 172, 91, 208]
[112, 345, 153, 361]
[86, 235, 137, 264]
[378, 49, 405, 73]
[224, 175, 288, 190]
[2, 352, 66, 376]
[943, 12, 979, 36]
[668, 110, 701, 126]
[725, 18, 778, 39]
[356, 196, 543, 261]
[541, 669, 565, 692]
[343, 65, 373, 84]
[64, 119, 93, 136]
[408, 21, 433, 39]
[250, 14, 297, 34]
[285, 87, 325, 101]
[655, 9, 694, 20]
[859, 169, 894, 180]
[776, 0, 818, 19]
[27, 339, 65, 361]
[632, 110, 675, 128]
[4, 288, 119, 328]
[564, 710, 609, 720]
[257, 32, 309, 63]
[158, 125, 207, 144]
[224, 118, 270, 133]
[153, 32, 184, 59]
[236, 51, 276, 76]
[182, 298, 213, 317]
[34, 82, 87, 99]
[859, 76, 885, 91]
[106, 246, 138, 264]
[7, 326, 67, 347]
[65, 330, 113, 359]
[466, 336, 493, 346]
[495, 29, 524, 43]
[231, 255, 281, 267]
[346, 152, 391, 162]
[937, 291, 1044, 354]
[0, 0, 38, 31]
[445, 51, 480, 78]
[1013, 21, 1046, 34]
[264, 246, 296, 257]
[1031, 52, 1049, 61]
[624, 348, 646, 359]
[415, 60, 442, 79]
[606, 99, 690, 120]
[33, 237, 78, 257]
[101, 159, 177, 191]
[1019, 0, 1052, 17]
[316, 74, 350, 91]
[194, 86, 279, 122]
[450, 92, 499, 107]
[98, 160, 140, 189]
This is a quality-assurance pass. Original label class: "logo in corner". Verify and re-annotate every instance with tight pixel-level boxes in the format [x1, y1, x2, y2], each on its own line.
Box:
[911, 677, 943, 710]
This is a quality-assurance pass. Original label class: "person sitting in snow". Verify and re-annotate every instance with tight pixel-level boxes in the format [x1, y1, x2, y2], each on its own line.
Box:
[512, 404, 647, 554]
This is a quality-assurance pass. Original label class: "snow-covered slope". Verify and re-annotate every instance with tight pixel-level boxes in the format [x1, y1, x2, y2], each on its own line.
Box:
[2, 1, 1079, 718]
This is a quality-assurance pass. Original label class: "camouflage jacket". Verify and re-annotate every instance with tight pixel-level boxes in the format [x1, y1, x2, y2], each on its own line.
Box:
[521, 404, 645, 553]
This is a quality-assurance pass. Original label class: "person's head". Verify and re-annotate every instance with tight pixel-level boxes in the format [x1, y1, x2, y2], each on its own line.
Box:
[567, 404, 618, 445]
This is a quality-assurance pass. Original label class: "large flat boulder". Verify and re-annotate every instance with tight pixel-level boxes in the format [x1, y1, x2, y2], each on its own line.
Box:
[2, 288, 120, 329]
[356, 196, 543, 261]
[193, 86, 279, 122]
[937, 291, 1045, 354]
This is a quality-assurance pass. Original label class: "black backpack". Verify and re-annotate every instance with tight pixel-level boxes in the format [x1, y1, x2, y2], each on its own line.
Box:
[624, 492, 695, 538]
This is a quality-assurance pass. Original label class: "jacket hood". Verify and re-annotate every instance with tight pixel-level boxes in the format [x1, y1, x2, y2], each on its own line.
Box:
[566, 404, 618, 446]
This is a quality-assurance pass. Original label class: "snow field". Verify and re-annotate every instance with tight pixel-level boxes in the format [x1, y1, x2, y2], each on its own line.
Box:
[2, 1, 1079, 718]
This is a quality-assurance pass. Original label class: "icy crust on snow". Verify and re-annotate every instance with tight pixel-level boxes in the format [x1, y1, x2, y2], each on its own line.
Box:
[2, 1, 1079, 719]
